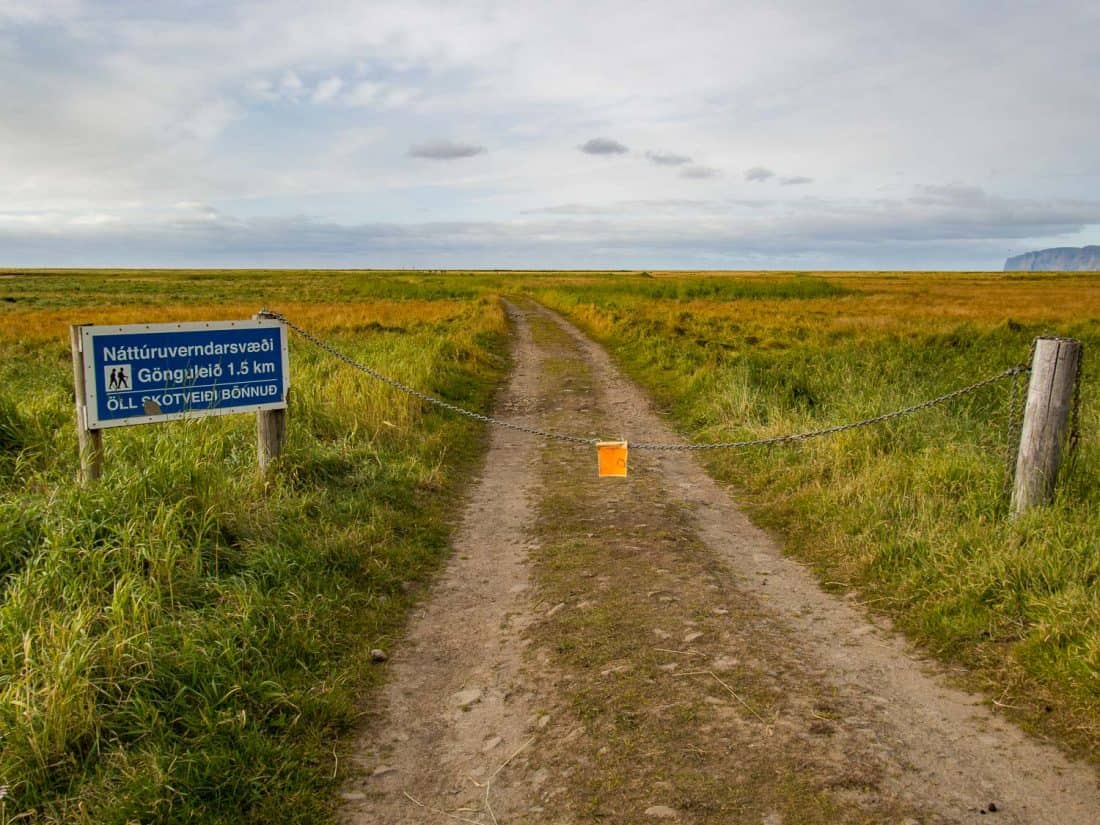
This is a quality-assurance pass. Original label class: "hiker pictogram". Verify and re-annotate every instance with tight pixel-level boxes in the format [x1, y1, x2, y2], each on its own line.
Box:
[104, 364, 132, 392]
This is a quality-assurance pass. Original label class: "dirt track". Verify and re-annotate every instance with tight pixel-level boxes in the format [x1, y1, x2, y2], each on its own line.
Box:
[339, 301, 1098, 823]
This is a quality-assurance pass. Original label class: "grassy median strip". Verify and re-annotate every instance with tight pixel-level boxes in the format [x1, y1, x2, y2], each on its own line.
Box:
[523, 309, 919, 822]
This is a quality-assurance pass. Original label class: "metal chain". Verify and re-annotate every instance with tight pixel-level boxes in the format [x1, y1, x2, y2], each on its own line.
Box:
[1004, 338, 1035, 490]
[263, 309, 1029, 452]
[261, 310, 598, 446]
[1065, 341, 1085, 475]
[1004, 367, 1023, 492]
[631, 365, 1028, 451]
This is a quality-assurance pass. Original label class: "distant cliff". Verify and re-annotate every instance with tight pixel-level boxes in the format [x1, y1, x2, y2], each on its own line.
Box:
[1004, 246, 1100, 271]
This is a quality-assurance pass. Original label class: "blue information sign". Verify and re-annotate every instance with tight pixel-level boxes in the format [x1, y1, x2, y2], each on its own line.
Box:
[79, 319, 289, 429]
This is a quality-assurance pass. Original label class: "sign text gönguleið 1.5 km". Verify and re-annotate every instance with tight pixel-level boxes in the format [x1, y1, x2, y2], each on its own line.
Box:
[78, 319, 289, 429]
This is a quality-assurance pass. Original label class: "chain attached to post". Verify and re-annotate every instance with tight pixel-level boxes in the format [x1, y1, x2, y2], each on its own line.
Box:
[1004, 338, 1035, 494]
[630, 366, 1028, 451]
[1065, 341, 1085, 477]
[1018, 334, 1086, 480]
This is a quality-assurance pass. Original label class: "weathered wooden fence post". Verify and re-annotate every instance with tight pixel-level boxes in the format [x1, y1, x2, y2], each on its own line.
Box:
[1012, 337, 1082, 516]
[253, 312, 287, 471]
[69, 324, 104, 482]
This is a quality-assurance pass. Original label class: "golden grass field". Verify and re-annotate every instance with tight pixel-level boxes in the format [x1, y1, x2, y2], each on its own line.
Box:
[0, 268, 1096, 823]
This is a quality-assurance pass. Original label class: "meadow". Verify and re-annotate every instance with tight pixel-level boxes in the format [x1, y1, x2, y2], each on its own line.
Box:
[0, 270, 509, 823]
[530, 270, 1099, 758]
[0, 269, 1096, 822]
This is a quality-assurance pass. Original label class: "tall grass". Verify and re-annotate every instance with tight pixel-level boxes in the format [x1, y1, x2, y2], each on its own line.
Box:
[1, 268, 1096, 821]
[0, 272, 508, 823]
[533, 271, 1100, 759]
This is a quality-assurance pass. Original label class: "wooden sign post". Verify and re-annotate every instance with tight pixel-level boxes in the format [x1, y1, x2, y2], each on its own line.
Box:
[254, 313, 287, 472]
[70, 316, 290, 482]
[70, 324, 104, 482]
[1012, 337, 1083, 516]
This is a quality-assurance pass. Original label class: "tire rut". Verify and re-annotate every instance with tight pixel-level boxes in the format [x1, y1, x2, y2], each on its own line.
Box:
[339, 300, 1098, 823]
[339, 303, 547, 824]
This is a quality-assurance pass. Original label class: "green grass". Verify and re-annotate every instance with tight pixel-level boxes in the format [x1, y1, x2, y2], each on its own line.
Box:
[1, 268, 1097, 820]
[0, 271, 509, 823]
[531, 271, 1100, 759]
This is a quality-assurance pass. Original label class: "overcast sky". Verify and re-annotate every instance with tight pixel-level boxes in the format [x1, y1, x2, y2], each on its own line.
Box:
[2, 0, 1099, 269]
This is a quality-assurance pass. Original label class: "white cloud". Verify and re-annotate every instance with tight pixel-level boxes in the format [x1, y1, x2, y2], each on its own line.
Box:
[378, 86, 419, 109]
[646, 151, 692, 166]
[0, 0, 80, 24]
[344, 80, 382, 106]
[70, 213, 122, 226]
[7, 188, 1098, 268]
[179, 98, 240, 141]
[312, 75, 344, 103]
[279, 70, 304, 101]
[680, 165, 720, 179]
[0, 212, 52, 226]
[0, 1, 1098, 266]
[244, 77, 278, 101]
[524, 199, 713, 216]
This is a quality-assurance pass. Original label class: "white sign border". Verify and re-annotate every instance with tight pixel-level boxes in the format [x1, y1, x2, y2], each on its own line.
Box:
[80, 319, 290, 430]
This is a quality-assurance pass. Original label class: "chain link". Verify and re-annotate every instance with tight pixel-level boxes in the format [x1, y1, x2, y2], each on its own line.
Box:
[261, 310, 598, 446]
[1065, 340, 1085, 475]
[631, 365, 1028, 451]
[262, 309, 1030, 452]
[1004, 366, 1023, 492]
[1004, 337, 1035, 491]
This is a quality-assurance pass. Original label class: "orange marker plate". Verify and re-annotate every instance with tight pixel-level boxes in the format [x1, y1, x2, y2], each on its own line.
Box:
[597, 440, 628, 478]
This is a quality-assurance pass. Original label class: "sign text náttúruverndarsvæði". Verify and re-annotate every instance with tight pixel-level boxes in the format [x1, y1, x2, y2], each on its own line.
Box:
[79, 319, 289, 429]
